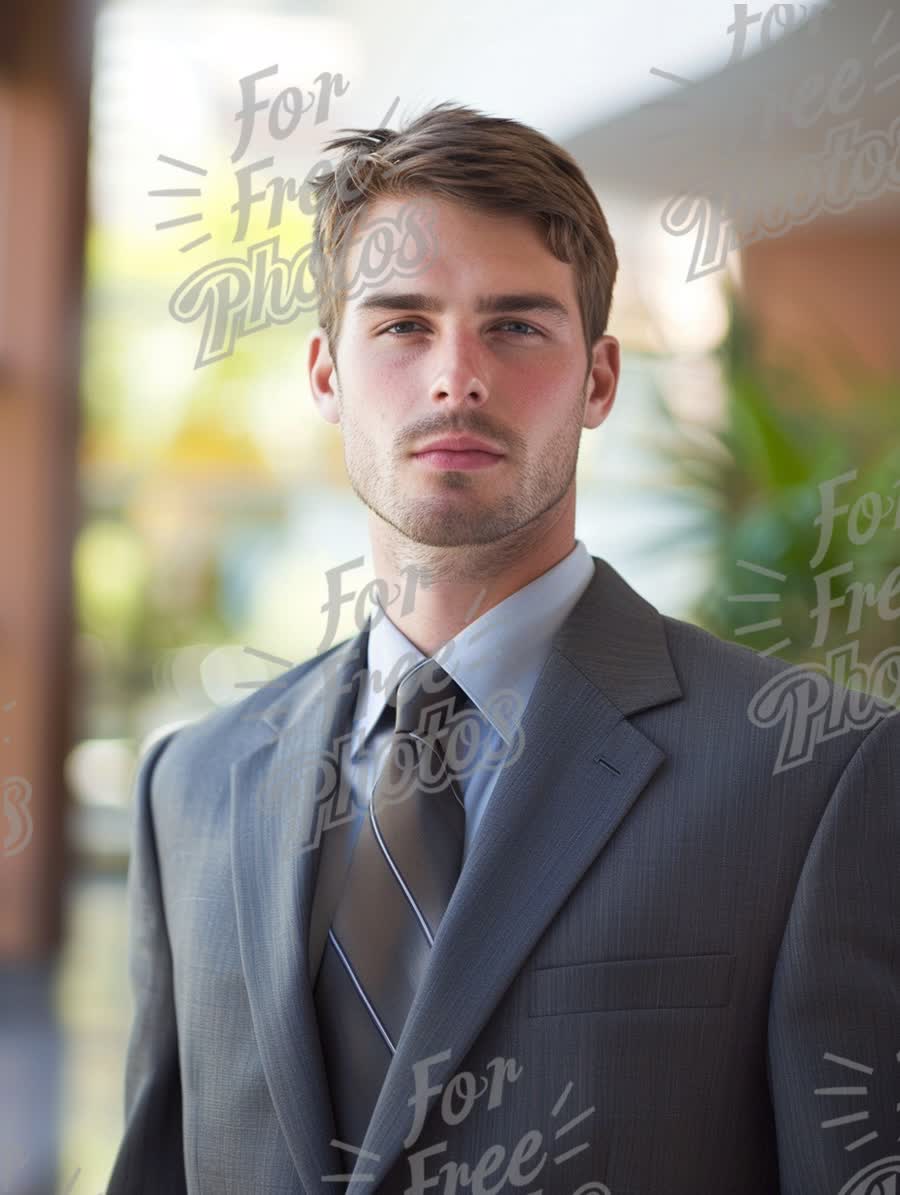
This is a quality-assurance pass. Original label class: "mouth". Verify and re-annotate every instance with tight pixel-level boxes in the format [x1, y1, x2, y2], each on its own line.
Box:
[412, 448, 505, 471]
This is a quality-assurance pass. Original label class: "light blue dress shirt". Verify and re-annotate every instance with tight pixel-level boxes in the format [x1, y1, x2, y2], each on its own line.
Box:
[341, 538, 595, 863]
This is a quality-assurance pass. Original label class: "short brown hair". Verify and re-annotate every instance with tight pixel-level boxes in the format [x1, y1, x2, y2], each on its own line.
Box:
[309, 102, 618, 369]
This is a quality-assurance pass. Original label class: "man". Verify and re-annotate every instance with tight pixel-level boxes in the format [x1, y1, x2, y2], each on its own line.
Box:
[108, 103, 899, 1195]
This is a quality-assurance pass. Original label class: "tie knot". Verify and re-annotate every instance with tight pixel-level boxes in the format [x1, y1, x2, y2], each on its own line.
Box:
[389, 659, 468, 739]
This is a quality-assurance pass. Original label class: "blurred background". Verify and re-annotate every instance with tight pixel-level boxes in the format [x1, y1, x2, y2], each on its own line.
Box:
[1, 0, 899, 1189]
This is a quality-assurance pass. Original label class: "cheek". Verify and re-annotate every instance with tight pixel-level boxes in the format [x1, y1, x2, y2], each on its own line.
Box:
[507, 361, 575, 415]
[342, 363, 415, 432]
[354, 353, 420, 405]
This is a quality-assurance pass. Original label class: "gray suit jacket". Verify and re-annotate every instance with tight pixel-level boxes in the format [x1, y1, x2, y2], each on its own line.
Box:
[107, 555, 900, 1195]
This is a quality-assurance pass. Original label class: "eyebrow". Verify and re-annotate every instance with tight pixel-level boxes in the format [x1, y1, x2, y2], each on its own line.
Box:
[353, 291, 571, 325]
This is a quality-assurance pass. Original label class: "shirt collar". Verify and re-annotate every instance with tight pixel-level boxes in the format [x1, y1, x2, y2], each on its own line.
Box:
[353, 539, 595, 751]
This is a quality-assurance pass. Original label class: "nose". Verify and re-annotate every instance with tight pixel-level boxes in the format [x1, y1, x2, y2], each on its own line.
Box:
[428, 330, 489, 408]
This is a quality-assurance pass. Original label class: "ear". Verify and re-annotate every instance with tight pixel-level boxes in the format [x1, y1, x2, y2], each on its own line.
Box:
[583, 335, 620, 430]
[308, 328, 340, 425]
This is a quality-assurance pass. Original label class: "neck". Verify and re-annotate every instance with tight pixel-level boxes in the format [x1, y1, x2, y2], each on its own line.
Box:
[367, 502, 577, 658]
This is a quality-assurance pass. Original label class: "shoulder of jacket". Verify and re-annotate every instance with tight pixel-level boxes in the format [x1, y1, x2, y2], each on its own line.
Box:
[135, 633, 358, 776]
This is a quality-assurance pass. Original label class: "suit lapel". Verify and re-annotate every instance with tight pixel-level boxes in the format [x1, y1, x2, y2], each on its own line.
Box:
[231, 554, 683, 1194]
[230, 628, 371, 1193]
[345, 556, 683, 1192]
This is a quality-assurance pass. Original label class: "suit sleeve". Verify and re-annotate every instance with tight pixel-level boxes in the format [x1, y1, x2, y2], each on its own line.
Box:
[767, 708, 900, 1195]
[106, 730, 188, 1194]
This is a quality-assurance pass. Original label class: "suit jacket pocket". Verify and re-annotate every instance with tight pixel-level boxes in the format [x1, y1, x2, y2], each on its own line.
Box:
[528, 952, 736, 1016]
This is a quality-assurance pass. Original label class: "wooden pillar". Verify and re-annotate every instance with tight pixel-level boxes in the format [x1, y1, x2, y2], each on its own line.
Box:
[0, 0, 93, 960]
[740, 225, 900, 405]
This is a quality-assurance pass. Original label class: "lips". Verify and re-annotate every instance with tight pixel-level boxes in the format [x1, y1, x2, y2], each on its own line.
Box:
[412, 447, 505, 470]
[413, 436, 504, 456]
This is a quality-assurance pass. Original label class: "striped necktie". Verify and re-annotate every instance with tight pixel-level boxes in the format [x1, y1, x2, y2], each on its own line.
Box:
[313, 658, 470, 1167]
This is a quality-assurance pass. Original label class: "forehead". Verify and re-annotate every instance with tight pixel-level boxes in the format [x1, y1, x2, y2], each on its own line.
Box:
[342, 192, 578, 314]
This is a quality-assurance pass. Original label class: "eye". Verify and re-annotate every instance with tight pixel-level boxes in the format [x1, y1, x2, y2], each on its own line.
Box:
[382, 320, 424, 335]
[495, 320, 541, 337]
[379, 320, 542, 337]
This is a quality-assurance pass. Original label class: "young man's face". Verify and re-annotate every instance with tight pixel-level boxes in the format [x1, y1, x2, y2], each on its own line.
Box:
[308, 193, 618, 547]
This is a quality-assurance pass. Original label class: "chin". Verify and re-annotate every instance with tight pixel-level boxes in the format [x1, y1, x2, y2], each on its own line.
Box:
[398, 511, 519, 547]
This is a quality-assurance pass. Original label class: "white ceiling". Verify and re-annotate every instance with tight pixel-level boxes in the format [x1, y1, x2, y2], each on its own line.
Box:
[561, 0, 900, 229]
